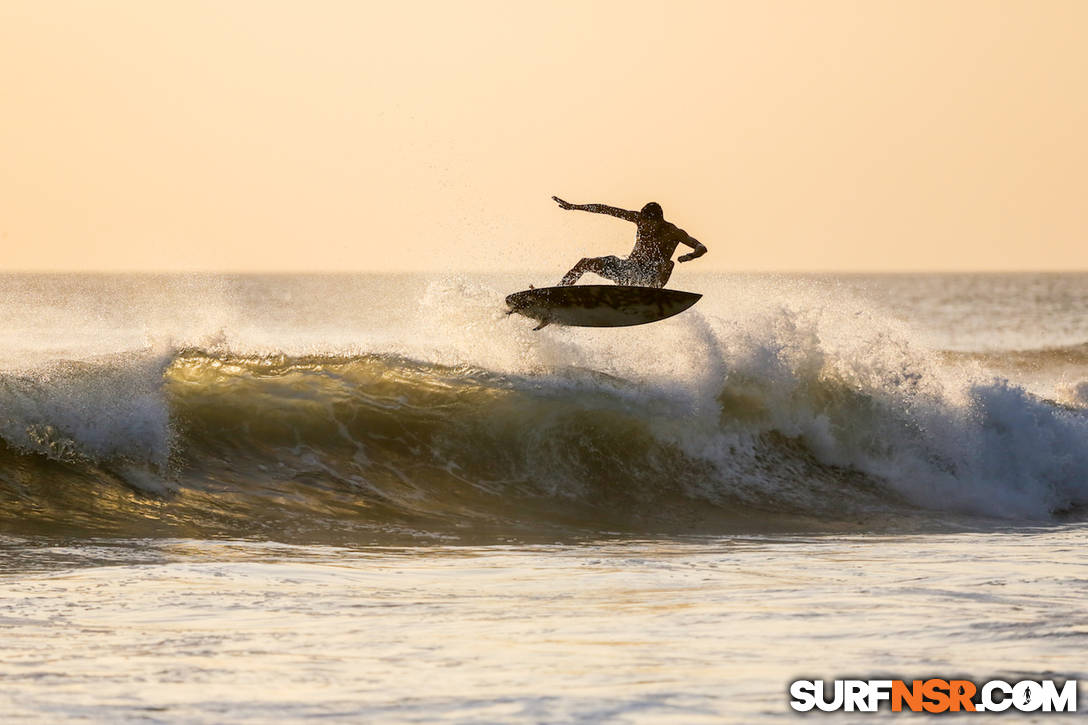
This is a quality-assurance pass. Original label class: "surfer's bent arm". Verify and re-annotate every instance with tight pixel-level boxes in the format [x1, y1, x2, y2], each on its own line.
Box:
[677, 234, 707, 263]
[551, 196, 639, 223]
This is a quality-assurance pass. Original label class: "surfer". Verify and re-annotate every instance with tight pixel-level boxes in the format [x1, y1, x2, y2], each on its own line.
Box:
[553, 197, 707, 288]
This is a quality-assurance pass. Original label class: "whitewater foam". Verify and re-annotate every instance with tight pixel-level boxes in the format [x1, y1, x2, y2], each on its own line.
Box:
[0, 273, 1085, 541]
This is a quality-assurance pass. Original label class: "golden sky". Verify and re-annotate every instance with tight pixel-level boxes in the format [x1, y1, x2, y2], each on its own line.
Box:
[2, 1, 1086, 272]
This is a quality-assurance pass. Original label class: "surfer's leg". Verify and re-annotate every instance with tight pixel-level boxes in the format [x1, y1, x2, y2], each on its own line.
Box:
[623, 259, 674, 287]
[559, 256, 626, 286]
[592, 256, 632, 284]
[650, 261, 675, 288]
[558, 258, 588, 286]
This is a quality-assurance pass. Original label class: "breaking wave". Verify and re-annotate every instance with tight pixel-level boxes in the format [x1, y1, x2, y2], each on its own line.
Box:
[2, 300, 1087, 543]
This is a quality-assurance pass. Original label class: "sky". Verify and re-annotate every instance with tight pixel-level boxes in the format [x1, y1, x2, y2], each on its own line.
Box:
[1, 1, 1086, 272]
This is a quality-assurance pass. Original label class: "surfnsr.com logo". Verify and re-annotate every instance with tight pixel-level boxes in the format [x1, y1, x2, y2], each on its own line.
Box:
[789, 679, 1078, 713]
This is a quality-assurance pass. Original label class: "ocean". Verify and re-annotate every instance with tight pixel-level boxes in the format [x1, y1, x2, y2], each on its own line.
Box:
[1, 272, 1086, 722]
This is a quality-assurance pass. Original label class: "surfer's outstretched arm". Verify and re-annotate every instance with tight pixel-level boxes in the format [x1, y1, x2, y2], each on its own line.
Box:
[552, 196, 639, 223]
[677, 234, 707, 263]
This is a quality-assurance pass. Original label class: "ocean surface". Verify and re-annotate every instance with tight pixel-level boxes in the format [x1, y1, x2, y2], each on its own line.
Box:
[1, 272, 1086, 722]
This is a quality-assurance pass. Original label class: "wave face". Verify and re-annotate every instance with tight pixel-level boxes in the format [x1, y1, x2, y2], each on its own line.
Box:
[1, 274, 1087, 543]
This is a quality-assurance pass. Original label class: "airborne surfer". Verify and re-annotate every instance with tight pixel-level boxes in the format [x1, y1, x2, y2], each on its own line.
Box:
[552, 197, 707, 288]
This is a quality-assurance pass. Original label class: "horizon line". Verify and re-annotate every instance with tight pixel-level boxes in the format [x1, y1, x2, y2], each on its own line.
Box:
[3, 268, 1088, 276]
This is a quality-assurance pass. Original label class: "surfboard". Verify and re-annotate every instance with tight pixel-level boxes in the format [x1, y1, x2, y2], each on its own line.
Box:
[505, 285, 702, 329]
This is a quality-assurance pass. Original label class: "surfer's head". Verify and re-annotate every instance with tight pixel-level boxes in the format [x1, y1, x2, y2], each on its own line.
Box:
[640, 202, 663, 220]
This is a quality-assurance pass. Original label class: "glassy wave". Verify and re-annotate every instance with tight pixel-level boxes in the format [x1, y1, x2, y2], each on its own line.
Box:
[2, 340, 1086, 543]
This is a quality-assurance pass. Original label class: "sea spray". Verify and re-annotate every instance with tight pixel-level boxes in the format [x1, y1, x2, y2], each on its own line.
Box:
[1, 273, 1086, 541]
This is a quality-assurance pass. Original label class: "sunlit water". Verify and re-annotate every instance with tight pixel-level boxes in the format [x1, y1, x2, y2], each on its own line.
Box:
[2, 530, 1086, 723]
[1, 273, 1086, 721]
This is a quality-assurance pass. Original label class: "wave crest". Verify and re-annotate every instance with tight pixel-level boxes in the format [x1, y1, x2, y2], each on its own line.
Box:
[1, 314, 1087, 541]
